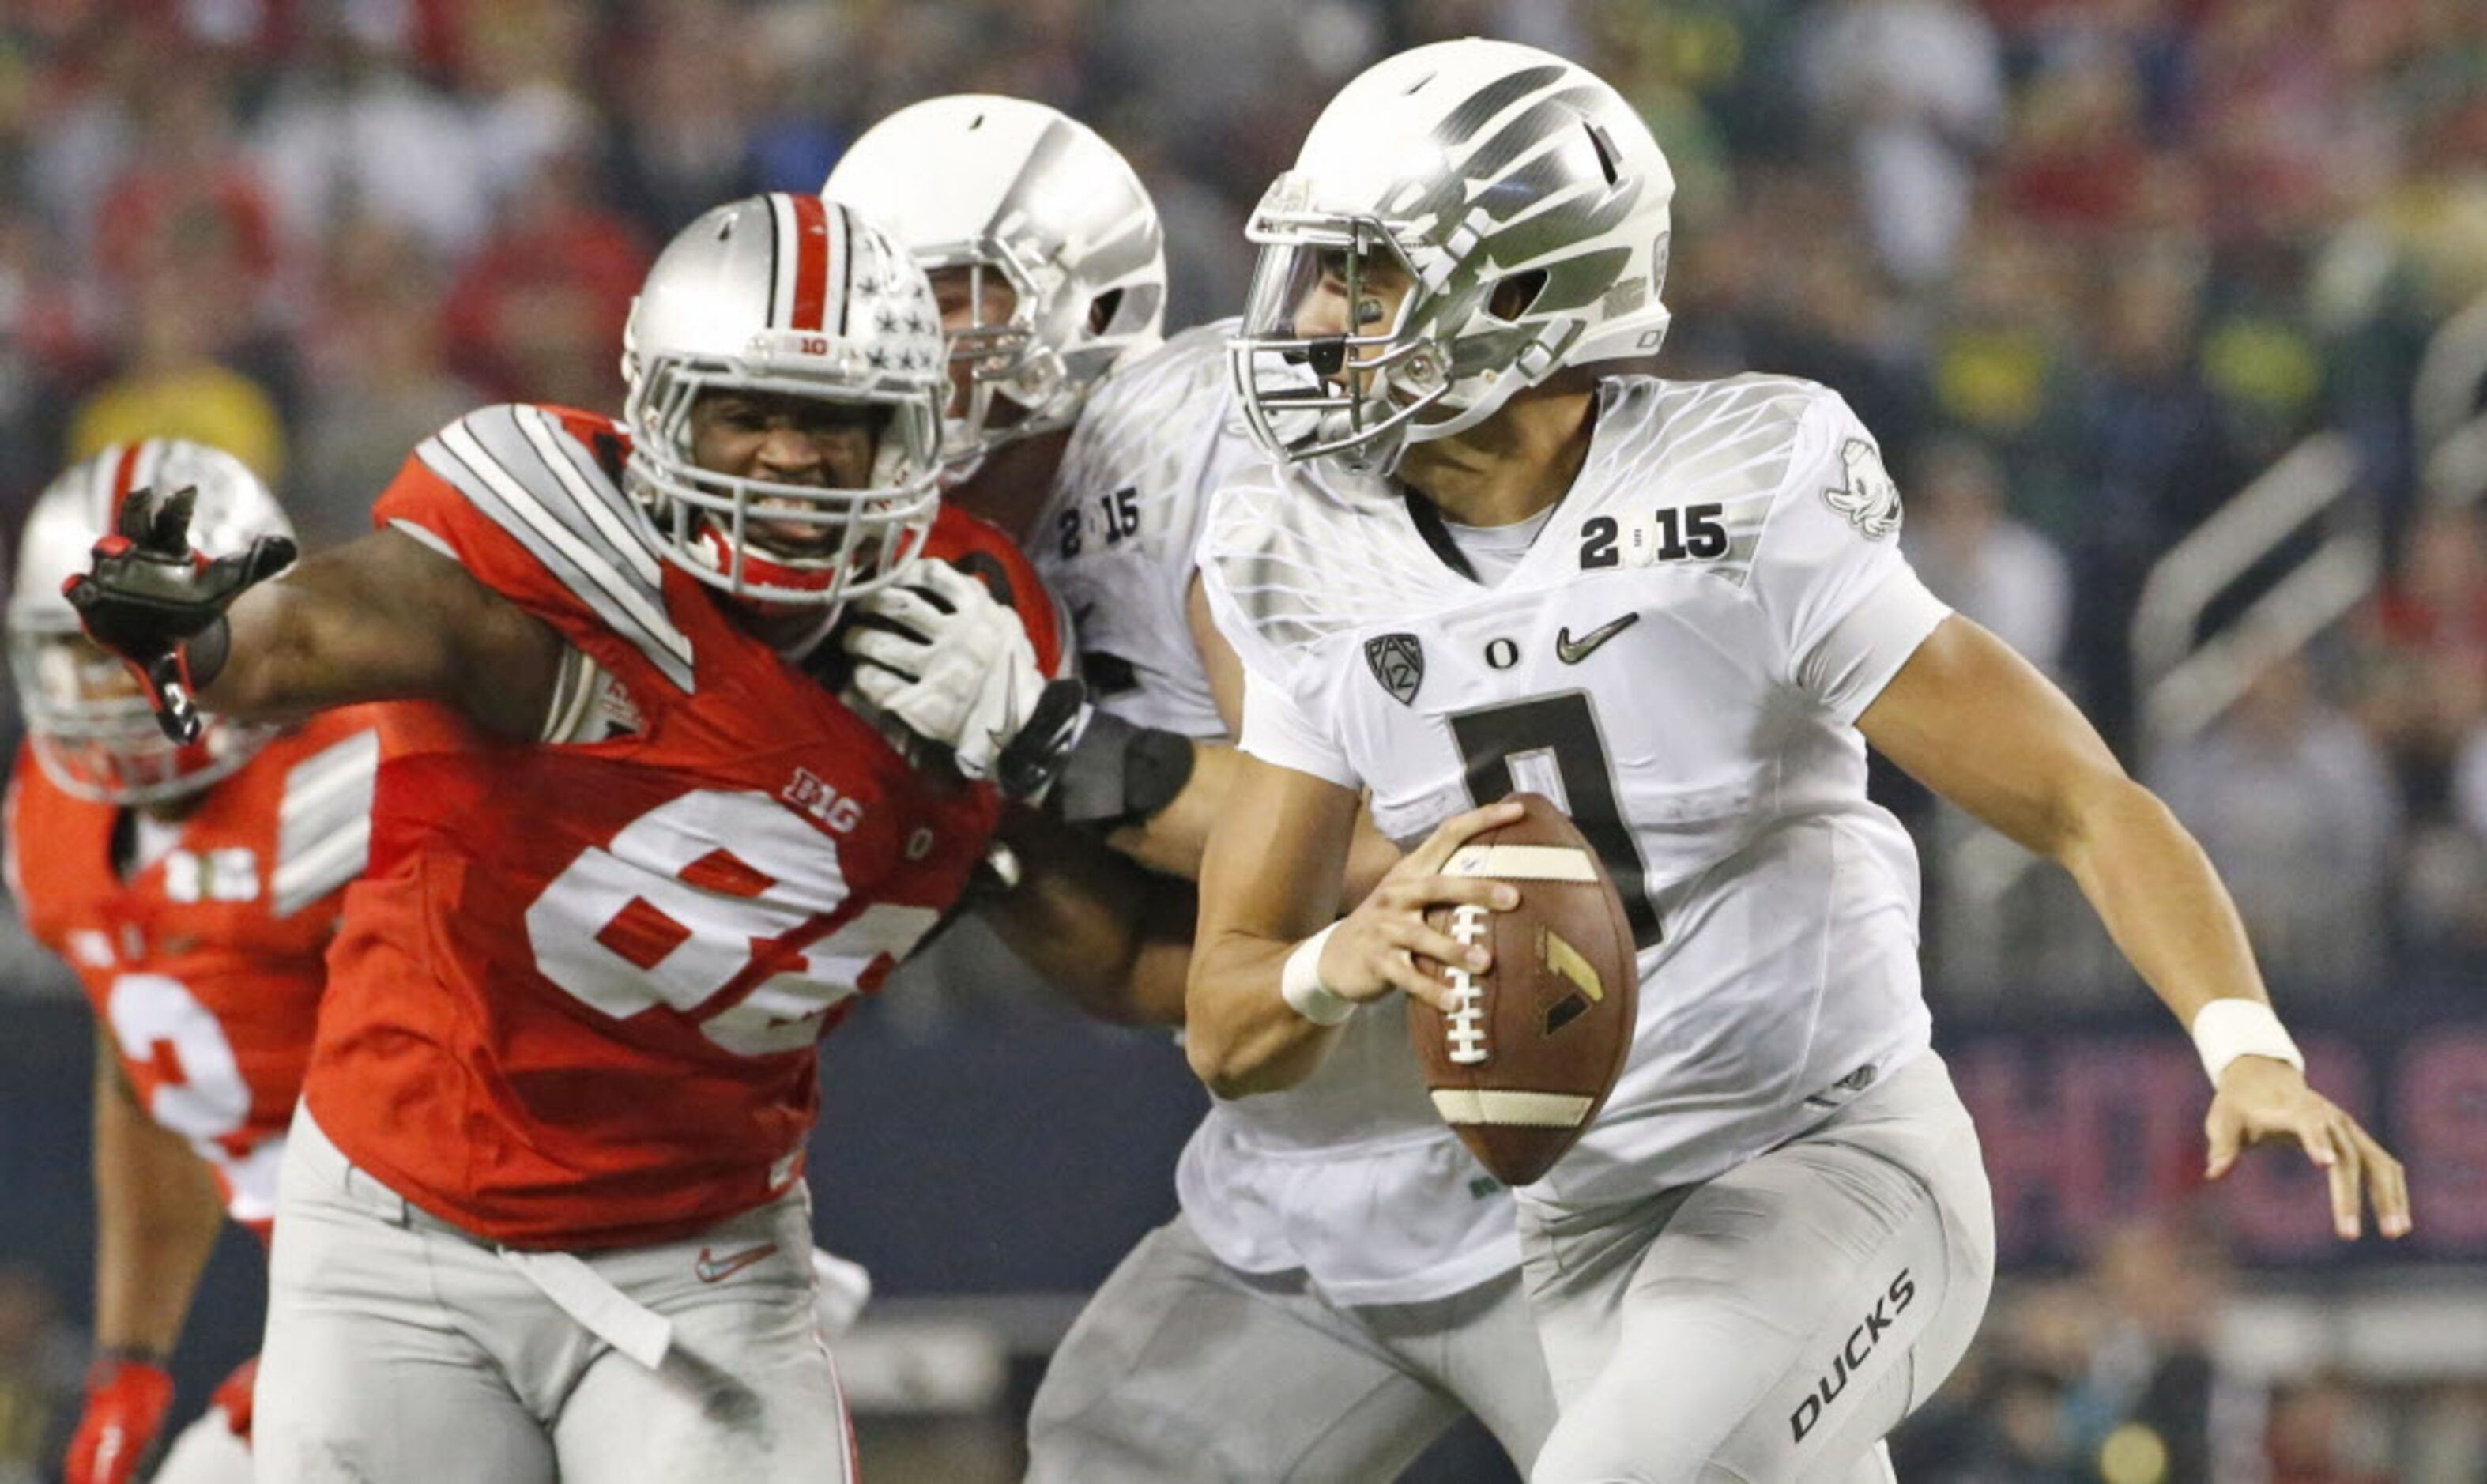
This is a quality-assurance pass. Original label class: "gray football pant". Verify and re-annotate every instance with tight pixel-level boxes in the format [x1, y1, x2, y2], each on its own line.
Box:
[1027, 1214, 1556, 1482]
[254, 1112, 852, 1484]
[1521, 1053, 1995, 1484]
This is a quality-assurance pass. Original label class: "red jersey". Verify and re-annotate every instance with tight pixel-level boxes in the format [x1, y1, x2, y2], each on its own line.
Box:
[307, 403, 1065, 1249]
[6, 708, 398, 1234]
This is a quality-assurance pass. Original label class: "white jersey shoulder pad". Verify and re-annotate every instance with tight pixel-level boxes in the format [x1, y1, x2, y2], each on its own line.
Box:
[1046, 319, 1239, 555]
[1557, 372, 1845, 592]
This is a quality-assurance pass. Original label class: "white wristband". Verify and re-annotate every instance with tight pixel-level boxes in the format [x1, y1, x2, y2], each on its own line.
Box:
[1279, 923, 1356, 1026]
[2189, 998, 2304, 1086]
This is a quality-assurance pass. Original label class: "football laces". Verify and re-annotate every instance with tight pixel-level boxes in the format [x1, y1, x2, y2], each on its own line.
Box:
[1443, 902, 1492, 1064]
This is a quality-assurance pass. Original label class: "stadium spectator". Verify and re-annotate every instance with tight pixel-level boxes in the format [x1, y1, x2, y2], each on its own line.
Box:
[288, 217, 481, 548]
[1904, 434, 2074, 682]
[438, 130, 647, 410]
[251, 7, 492, 264]
[2152, 653, 2401, 996]
[1796, 0, 2005, 285]
[65, 255, 288, 487]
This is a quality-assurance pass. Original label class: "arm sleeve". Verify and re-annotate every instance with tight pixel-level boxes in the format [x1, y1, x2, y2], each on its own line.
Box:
[1749, 394, 1952, 723]
[1238, 667, 1360, 789]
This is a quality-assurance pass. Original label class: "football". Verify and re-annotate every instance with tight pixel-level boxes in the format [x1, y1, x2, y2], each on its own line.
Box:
[1408, 793, 1640, 1186]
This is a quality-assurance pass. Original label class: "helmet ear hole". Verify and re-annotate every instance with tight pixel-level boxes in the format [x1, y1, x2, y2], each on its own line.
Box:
[1087, 287, 1124, 335]
[1583, 119, 1622, 186]
[1487, 270, 1547, 324]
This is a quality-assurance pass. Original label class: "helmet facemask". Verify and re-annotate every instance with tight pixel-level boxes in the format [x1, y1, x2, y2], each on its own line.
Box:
[1233, 209, 1439, 478]
[9, 619, 273, 804]
[618, 194, 952, 630]
[624, 337, 944, 618]
[922, 249, 1068, 480]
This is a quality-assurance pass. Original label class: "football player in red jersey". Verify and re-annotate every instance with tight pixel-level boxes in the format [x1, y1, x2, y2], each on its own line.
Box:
[62, 194, 1092, 1484]
[6, 440, 403, 1484]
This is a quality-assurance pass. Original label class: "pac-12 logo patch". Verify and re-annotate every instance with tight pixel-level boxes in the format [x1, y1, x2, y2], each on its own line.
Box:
[1824, 438, 1903, 540]
[1365, 632, 1425, 706]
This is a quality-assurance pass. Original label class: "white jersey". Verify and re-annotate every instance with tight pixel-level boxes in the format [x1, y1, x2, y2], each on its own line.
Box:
[1201, 374, 1948, 1216]
[1043, 320, 1523, 1306]
[1034, 320, 1243, 738]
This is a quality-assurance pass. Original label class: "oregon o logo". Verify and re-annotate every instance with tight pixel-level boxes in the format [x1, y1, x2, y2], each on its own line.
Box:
[1484, 638, 1520, 670]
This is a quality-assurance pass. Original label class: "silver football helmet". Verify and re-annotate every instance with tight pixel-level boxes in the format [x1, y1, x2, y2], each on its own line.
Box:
[1231, 39, 1676, 476]
[7, 440, 288, 803]
[822, 95, 1166, 475]
[621, 193, 948, 611]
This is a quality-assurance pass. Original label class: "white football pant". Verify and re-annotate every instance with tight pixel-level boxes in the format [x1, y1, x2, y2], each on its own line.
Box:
[1027, 1214, 1555, 1481]
[1521, 1053, 1995, 1483]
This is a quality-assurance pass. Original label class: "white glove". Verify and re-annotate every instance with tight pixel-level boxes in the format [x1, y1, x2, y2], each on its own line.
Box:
[811, 1246, 873, 1340]
[843, 560, 1045, 782]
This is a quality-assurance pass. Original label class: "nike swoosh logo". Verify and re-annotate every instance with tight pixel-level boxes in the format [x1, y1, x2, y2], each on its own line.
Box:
[692, 1241, 781, 1284]
[1555, 613, 1639, 665]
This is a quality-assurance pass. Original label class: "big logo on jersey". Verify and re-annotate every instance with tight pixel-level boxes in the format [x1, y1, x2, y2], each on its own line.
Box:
[526, 790, 940, 1057]
[1365, 632, 1425, 706]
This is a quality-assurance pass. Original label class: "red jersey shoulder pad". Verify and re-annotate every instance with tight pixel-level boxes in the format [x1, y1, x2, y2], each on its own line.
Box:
[384, 405, 697, 693]
[924, 507, 1068, 680]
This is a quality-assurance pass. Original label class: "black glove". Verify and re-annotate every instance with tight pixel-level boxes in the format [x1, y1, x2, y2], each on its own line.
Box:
[992, 676, 1092, 802]
[61, 484, 296, 744]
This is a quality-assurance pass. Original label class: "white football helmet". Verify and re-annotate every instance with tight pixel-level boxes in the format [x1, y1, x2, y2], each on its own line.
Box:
[7, 440, 288, 803]
[621, 193, 948, 611]
[1230, 39, 1676, 476]
[822, 95, 1166, 475]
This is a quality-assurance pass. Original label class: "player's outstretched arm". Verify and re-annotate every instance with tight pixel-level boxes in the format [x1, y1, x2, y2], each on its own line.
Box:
[209, 526, 565, 739]
[1860, 614, 2412, 1241]
[66, 1033, 224, 1484]
[977, 805, 1195, 1026]
[1187, 755, 1519, 1098]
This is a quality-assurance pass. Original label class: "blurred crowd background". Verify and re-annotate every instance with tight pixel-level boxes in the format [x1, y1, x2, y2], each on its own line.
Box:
[1, 1, 2484, 1481]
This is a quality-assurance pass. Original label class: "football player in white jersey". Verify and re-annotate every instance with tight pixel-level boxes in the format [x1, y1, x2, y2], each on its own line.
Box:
[1189, 39, 2412, 1484]
[827, 96, 1558, 1478]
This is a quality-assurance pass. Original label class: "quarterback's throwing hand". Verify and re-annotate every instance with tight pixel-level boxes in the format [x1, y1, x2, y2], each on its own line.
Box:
[62, 484, 296, 744]
[2205, 1058, 2412, 1241]
[1317, 799, 1526, 1012]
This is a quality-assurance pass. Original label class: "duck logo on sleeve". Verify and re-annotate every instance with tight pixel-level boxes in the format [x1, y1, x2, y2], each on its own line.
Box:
[1824, 438, 1903, 540]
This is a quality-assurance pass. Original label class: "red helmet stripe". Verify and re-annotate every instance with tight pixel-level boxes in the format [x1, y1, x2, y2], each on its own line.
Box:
[787, 193, 832, 333]
[104, 441, 149, 529]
